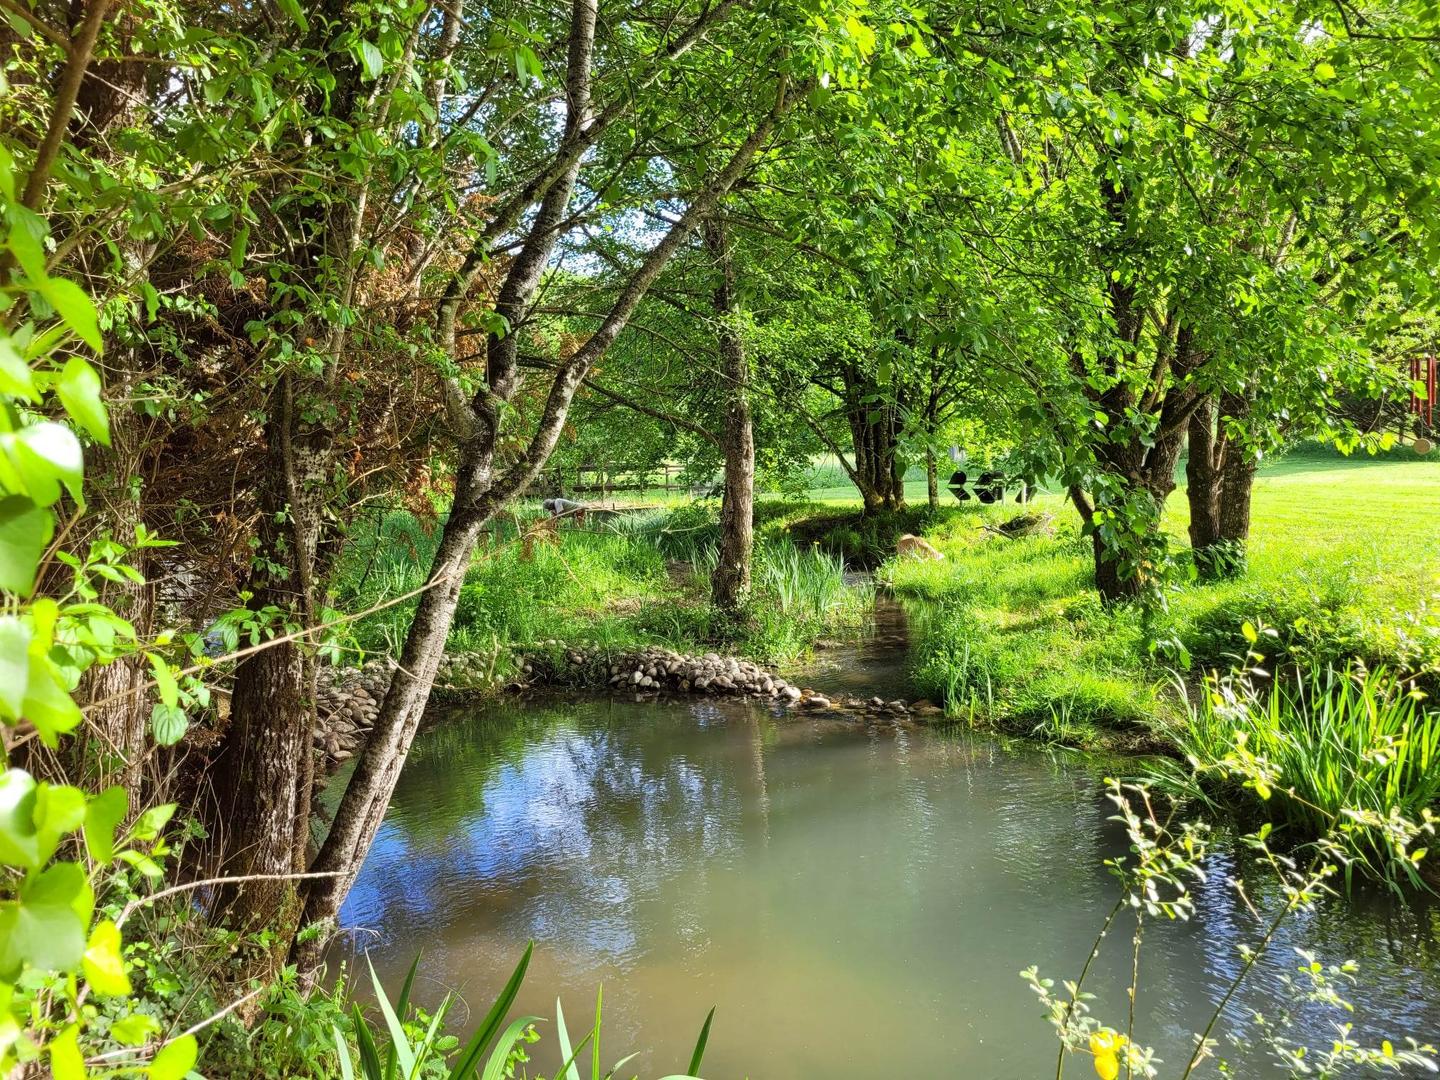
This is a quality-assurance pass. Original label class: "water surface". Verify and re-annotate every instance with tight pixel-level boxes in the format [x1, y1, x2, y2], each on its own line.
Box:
[338, 691, 1440, 1078]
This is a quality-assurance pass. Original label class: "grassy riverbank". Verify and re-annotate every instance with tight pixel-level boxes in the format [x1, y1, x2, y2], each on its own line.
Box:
[879, 446, 1440, 750]
[333, 505, 873, 673]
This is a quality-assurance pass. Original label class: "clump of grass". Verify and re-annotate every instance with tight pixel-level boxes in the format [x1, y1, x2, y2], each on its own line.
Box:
[1177, 663, 1440, 889]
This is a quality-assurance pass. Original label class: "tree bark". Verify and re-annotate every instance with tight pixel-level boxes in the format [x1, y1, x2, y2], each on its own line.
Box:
[1186, 394, 1222, 552]
[705, 218, 753, 612]
[926, 448, 939, 509]
[846, 379, 905, 515]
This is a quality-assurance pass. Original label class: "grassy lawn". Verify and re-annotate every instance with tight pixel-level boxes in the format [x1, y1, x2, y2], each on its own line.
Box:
[874, 446, 1440, 749]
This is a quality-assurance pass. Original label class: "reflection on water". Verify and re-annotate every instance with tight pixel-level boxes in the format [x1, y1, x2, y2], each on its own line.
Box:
[337, 695, 1440, 1079]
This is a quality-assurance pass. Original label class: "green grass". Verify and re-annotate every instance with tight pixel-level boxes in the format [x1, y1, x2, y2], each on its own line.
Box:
[331, 504, 871, 669]
[883, 447, 1440, 748]
[1174, 663, 1440, 890]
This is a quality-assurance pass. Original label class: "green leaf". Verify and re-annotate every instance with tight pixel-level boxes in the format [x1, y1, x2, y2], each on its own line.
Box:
[0, 615, 32, 718]
[686, 1007, 715, 1077]
[448, 941, 533, 1080]
[355, 40, 384, 80]
[367, 954, 416, 1079]
[555, 997, 581, 1080]
[112, 1012, 161, 1046]
[23, 651, 83, 747]
[149, 703, 187, 746]
[37, 277, 102, 353]
[56, 357, 110, 446]
[84, 785, 128, 862]
[83, 918, 131, 995]
[352, 1004, 385, 1080]
[333, 1025, 357, 1080]
[130, 802, 176, 841]
[479, 1016, 542, 1080]
[147, 652, 178, 708]
[148, 1034, 198, 1080]
[0, 336, 36, 401]
[49, 1026, 84, 1080]
[0, 495, 54, 596]
[275, 0, 310, 31]
[1314, 61, 1337, 81]
[0, 769, 40, 867]
[0, 862, 91, 978]
[7, 421, 85, 505]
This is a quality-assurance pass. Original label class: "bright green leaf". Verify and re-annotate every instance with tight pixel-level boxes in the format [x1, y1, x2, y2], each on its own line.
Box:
[0, 615, 31, 718]
[55, 357, 110, 446]
[149, 1034, 198, 1080]
[0, 495, 54, 596]
[84, 785, 127, 862]
[83, 918, 132, 996]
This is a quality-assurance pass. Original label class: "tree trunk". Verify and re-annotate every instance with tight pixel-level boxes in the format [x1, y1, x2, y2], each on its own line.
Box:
[296, 502, 484, 958]
[847, 388, 905, 515]
[1187, 390, 1255, 577]
[1186, 394, 1222, 552]
[209, 396, 326, 933]
[1069, 486, 1147, 603]
[926, 448, 939, 509]
[705, 219, 753, 613]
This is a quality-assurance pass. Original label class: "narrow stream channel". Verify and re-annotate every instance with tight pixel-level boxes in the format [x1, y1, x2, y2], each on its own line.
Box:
[335, 603, 1440, 1078]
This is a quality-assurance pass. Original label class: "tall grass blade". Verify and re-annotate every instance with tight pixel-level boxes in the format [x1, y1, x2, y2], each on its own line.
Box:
[368, 954, 417, 1080]
[479, 1015, 543, 1080]
[448, 941, 534, 1079]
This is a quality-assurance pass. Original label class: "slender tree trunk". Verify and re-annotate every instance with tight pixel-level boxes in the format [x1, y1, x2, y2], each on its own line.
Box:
[705, 219, 753, 612]
[1186, 394, 1222, 551]
[295, 60, 799, 965]
[296, 501, 484, 955]
[926, 448, 939, 509]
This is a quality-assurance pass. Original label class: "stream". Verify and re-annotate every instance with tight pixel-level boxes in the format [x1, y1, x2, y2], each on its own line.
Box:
[335, 602, 1440, 1078]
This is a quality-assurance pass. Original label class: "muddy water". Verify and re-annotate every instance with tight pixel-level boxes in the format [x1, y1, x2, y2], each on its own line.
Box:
[336, 620, 1440, 1078]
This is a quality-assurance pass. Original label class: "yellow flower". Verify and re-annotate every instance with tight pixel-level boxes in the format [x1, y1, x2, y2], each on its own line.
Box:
[1089, 1029, 1129, 1080]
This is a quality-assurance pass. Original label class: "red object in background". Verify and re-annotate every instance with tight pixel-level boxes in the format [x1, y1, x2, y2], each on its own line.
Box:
[1411, 355, 1437, 430]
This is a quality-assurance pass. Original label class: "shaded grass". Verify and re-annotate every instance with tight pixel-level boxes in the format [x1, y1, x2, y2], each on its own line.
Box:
[332, 504, 871, 668]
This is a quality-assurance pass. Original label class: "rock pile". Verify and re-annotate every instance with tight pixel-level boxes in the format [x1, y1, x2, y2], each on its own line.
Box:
[314, 659, 395, 766]
[307, 640, 949, 770]
[590, 645, 805, 700]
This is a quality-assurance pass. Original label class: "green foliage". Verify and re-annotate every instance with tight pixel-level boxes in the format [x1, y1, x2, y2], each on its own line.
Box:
[0, 118, 196, 1077]
[333, 944, 715, 1080]
[335, 505, 868, 667]
[1176, 660, 1440, 891]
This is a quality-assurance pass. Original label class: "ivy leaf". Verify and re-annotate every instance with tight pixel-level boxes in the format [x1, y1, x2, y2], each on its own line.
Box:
[0, 495, 54, 596]
[149, 703, 187, 746]
[0, 615, 31, 718]
[55, 357, 110, 446]
[0, 769, 41, 867]
[148, 1034, 198, 1080]
[83, 918, 132, 996]
[84, 785, 128, 862]
[0, 862, 92, 978]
